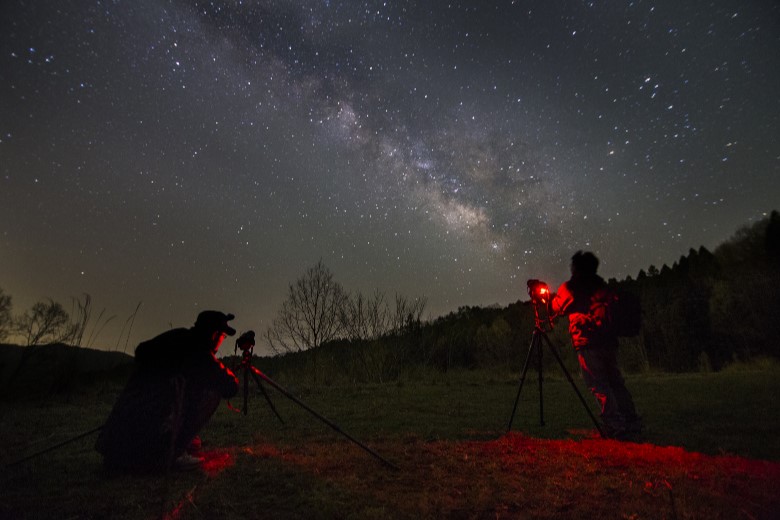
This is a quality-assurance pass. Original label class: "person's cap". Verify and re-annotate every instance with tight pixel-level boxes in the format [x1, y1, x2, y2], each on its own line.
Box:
[194, 310, 236, 336]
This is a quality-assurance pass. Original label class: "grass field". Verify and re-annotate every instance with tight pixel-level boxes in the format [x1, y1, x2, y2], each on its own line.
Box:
[1, 367, 778, 519]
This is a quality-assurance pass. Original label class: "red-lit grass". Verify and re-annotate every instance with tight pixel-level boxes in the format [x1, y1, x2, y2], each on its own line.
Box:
[145, 431, 780, 519]
[215, 432, 778, 520]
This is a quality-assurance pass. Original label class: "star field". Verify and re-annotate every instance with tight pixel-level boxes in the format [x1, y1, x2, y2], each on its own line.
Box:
[1, 1, 778, 351]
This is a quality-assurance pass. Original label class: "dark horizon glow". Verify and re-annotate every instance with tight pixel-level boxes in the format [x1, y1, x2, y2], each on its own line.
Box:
[1, 1, 778, 354]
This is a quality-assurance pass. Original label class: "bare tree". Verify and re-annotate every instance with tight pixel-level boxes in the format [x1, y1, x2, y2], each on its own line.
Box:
[391, 293, 428, 334]
[15, 299, 73, 346]
[340, 289, 392, 341]
[266, 260, 347, 354]
[0, 288, 12, 342]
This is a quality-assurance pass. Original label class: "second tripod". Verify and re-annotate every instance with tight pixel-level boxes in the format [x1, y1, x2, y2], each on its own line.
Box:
[506, 280, 604, 438]
[229, 330, 399, 469]
[231, 332, 284, 423]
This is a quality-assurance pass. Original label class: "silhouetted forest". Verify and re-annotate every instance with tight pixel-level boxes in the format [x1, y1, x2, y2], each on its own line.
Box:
[626, 209, 780, 372]
[260, 211, 780, 380]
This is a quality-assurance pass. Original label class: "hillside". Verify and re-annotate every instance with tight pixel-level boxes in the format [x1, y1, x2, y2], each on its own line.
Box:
[0, 343, 133, 399]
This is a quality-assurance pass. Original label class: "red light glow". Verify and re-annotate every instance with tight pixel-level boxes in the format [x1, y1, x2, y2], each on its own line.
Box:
[201, 450, 235, 477]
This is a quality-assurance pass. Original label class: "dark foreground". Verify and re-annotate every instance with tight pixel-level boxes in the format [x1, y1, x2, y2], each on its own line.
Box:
[1, 368, 778, 519]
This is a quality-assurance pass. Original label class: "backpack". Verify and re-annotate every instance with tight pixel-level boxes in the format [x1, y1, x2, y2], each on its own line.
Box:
[608, 290, 642, 337]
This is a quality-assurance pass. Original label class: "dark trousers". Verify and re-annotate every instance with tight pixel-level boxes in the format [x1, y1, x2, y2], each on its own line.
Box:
[175, 382, 221, 457]
[577, 347, 640, 435]
[97, 373, 221, 473]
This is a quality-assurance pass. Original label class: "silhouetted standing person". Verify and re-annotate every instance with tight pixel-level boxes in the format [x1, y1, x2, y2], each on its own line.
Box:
[551, 251, 642, 439]
[96, 311, 239, 472]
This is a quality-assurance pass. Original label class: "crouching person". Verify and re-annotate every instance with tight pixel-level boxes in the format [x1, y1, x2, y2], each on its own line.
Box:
[96, 311, 240, 473]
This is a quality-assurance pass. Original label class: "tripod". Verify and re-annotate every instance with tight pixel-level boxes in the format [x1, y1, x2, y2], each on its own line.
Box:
[507, 284, 605, 438]
[232, 346, 285, 423]
[230, 331, 399, 470]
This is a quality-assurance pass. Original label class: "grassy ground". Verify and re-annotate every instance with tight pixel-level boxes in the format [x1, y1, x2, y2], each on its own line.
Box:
[1, 367, 778, 519]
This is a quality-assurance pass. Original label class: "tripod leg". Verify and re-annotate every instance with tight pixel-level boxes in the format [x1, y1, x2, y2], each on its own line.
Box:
[537, 331, 544, 427]
[507, 330, 540, 433]
[243, 364, 250, 415]
[539, 334, 605, 437]
[8, 426, 103, 467]
[250, 368, 399, 470]
[249, 366, 285, 424]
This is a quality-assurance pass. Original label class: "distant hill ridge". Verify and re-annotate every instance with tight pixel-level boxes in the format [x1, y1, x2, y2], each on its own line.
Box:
[0, 343, 133, 399]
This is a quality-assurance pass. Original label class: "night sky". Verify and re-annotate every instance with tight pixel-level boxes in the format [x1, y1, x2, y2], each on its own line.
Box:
[1, 1, 778, 353]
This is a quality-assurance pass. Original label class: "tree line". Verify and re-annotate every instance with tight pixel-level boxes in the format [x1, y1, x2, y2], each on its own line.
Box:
[4, 211, 778, 379]
[619, 209, 780, 371]
[259, 211, 780, 381]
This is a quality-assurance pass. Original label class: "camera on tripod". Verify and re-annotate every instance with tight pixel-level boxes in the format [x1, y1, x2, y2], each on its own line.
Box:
[224, 327, 399, 467]
[527, 279, 551, 305]
[236, 330, 256, 354]
[526, 279, 555, 332]
[507, 278, 605, 437]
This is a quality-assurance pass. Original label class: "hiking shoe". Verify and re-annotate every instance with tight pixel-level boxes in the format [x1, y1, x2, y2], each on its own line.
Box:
[174, 453, 204, 471]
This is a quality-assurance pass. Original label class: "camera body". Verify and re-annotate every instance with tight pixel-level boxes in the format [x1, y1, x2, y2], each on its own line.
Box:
[236, 330, 256, 352]
[527, 279, 551, 305]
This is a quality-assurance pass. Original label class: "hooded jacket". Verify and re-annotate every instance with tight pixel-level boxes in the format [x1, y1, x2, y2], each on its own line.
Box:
[551, 274, 618, 350]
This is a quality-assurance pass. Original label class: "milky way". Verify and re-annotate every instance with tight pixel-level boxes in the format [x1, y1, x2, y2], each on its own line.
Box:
[1, 1, 778, 352]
